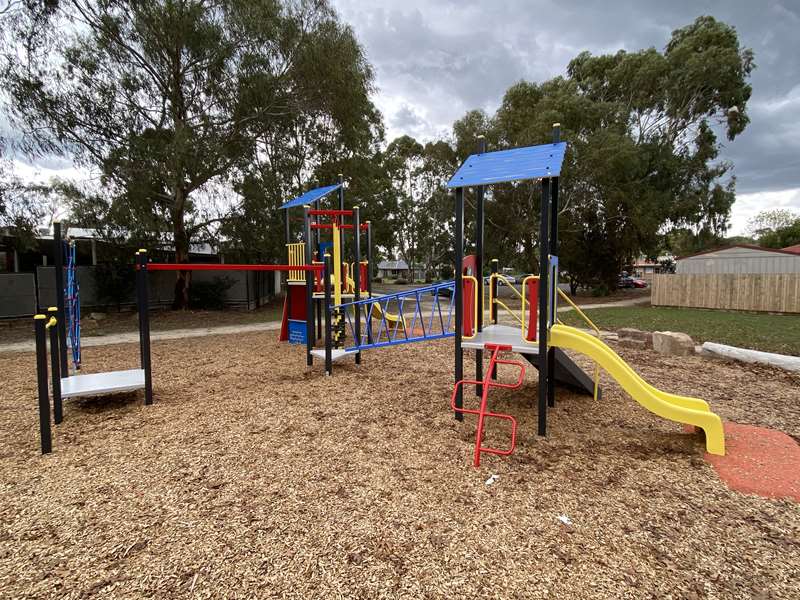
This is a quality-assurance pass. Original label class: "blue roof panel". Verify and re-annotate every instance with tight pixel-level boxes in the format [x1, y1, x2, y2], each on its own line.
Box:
[280, 183, 342, 210]
[446, 142, 566, 188]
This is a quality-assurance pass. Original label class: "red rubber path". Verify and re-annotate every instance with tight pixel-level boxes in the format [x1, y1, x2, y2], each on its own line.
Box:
[705, 422, 800, 502]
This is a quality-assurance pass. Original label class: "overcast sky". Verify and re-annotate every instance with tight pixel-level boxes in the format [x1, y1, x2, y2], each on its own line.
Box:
[332, 0, 800, 235]
[8, 1, 800, 236]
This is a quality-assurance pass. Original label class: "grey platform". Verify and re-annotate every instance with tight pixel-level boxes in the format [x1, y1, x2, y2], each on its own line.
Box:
[310, 348, 357, 362]
[60, 369, 145, 399]
[462, 324, 597, 397]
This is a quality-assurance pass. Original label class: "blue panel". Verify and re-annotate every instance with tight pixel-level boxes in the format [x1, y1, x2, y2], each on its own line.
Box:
[288, 319, 307, 344]
[280, 183, 342, 210]
[446, 142, 566, 188]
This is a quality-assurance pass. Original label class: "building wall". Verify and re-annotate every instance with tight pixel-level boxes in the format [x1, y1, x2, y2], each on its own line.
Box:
[676, 247, 800, 274]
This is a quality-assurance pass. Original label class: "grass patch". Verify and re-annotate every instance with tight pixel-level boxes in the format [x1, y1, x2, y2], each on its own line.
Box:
[560, 305, 800, 356]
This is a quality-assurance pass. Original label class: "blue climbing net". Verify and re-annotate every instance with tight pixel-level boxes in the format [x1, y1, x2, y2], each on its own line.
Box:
[64, 240, 81, 372]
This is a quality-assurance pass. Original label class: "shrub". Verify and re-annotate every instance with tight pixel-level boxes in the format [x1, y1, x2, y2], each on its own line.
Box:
[93, 261, 136, 311]
[394, 278, 408, 285]
[189, 276, 235, 310]
[591, 283, 610, 297]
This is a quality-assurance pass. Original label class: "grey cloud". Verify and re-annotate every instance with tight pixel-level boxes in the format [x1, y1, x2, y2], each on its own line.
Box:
[334, 0, 800, 193]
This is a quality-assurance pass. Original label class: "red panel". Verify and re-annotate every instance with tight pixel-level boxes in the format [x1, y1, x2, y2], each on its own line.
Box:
[359, 262, 368, 292]
[526, 278, 539, 341]
[463, 277, 475, 336]
[288, 285, 307, 321]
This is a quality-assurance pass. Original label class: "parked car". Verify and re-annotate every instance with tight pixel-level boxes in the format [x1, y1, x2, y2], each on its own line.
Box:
[618, 276, 647, 289]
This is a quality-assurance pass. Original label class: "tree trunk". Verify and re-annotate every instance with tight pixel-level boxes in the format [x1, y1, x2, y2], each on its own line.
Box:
[172, 187, 191, 310]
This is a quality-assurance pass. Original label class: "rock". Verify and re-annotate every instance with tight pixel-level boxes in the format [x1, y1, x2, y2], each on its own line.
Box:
[89, 312, 108, 321]
[652, 331, 695, 356]
[618, 327, 653, 348]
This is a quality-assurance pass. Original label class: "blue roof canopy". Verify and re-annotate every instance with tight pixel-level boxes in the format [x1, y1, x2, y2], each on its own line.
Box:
[280, 183, 342, 210]
[446, 142, 566, 189]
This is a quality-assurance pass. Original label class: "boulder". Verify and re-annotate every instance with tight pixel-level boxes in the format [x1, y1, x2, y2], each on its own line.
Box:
[652, 331, 695, 356]
[618, 327, 653, 349]
[89, 312, 108, 321]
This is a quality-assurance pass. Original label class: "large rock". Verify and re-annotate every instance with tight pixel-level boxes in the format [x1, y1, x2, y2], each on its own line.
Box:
[652, 331, 695, 356]
[701, 342, 800, 373]
[89, 312, 108, 321]
[618, 327, 653, 349]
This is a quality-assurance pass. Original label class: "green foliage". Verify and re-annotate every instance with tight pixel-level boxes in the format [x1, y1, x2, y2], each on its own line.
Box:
[747, 209, 800, 248]
[2, 0, 381, 307]
[189, 276, 235, 310]
[450, 16, 753, 289]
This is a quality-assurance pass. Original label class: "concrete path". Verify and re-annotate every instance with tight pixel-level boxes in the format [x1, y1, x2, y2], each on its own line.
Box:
[0, 321, 282, 354]
[0, 296, 649, 355]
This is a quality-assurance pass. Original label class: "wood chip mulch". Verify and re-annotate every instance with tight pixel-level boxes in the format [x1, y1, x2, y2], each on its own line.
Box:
[1, 331, 798, 599]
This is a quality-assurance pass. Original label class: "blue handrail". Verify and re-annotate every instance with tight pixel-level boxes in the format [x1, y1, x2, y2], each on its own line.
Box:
[333, 281, 457, 352]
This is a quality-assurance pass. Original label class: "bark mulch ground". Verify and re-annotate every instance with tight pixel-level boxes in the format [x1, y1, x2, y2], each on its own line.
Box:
[1, 332, 798, 599]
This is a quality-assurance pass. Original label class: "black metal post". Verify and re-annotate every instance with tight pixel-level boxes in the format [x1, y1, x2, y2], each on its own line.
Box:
[490, 258, 499, 381]
[454, 187, 464, 421]
[53, 221, 68, 374]
[366, 221, 374, 344]
[138, 251, 154, 405]
[537, 178, 551, 436]
[304, 206, 314, 366]
[353, 206, 362, 365]
[47, 307, 63, 424]
[34, 315, 52, 454]
[475, 136, 486, 396]
[323, 253, 333, 376]
[547, 124, 561, 409]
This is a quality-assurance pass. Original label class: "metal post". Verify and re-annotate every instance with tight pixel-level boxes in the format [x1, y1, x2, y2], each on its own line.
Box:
[490, 259, 499, 381]
[366, 221, 374, 344]
[53, 221, 68, 374]
[475, 136, 486, 396]
[337, 174, 345, 265]
[454, 187, 464, 421]
[323, 253, 333, 376]
[34, 315, 52, 454]
[547, 124, 561, 409]
[303, 206, 314, 366]
[537, 178, 551, 436]
[138, 251, 154, 405]
[47, 307, 63, 424]
[353, 206, 362, 365]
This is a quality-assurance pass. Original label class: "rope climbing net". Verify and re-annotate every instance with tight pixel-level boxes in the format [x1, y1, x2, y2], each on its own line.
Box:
[64, 240, 81, 372]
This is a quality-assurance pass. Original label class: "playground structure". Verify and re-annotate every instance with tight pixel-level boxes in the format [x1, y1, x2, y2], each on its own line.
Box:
[447, 127, 725, 458]
[31, 130, 725, 460]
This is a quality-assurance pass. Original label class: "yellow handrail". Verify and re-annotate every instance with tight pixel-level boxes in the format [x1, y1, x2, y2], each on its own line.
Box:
[555, 289, 601, 401]
[488, 273, 524, 327]
[463, 275, 479, 340]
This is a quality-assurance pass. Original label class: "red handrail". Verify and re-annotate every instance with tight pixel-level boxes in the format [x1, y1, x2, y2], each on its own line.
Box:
[143, 263, 324, 272]
[450, 344, 524, 467]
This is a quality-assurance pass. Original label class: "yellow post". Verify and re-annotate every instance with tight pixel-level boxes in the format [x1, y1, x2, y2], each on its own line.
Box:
[332, 219, 342, 306]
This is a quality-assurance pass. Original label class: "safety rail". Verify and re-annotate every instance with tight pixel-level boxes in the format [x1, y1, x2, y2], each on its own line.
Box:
[451, 343, 523, 467]
[462, 275, 479, 340]
[555, 289, 601, 401]
[286, 242, 306, 282]
[488, 273, 525, 328]
[334, 280, 457, 352]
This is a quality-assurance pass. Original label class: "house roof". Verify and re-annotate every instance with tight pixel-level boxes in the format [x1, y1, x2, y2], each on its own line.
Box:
[676, 244, 800, 260]
[279, 183, 342, 211]
[377, 260, 409, 270]
[446, 142, 567, 188]
[782, 243, 800, 255]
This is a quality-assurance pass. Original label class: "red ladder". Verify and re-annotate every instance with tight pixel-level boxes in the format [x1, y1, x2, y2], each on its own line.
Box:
[451, 344, 525, 467]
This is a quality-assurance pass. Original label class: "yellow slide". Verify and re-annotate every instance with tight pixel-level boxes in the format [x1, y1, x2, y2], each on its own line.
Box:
[549, 324, 725, 455]
[369, 300, 405, 326]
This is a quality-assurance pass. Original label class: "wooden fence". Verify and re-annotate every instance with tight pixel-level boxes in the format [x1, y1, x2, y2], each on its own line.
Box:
[652, 274, 800, 314]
